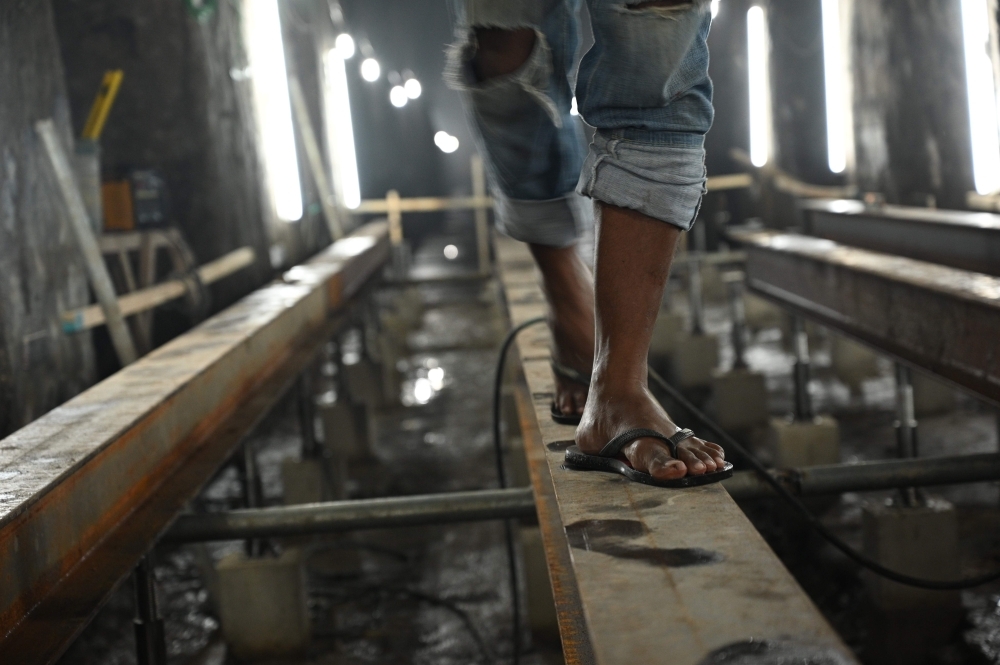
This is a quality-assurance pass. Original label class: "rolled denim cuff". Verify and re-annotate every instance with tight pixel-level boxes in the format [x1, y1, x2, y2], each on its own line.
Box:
[577, 131, 707, 231]
[494, 191, 592, 248]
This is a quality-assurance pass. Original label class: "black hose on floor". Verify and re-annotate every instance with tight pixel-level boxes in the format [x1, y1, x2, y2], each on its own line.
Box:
[492, 316, 545, 665]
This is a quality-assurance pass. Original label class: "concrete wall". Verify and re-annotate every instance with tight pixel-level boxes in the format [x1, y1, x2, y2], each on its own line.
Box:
[51, 0, 275, 308]
[0, 1, 95, 437]
[850, 0, 975, 208]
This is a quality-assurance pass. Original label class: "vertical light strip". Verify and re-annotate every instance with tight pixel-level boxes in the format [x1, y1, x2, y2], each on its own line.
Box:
[821, 0, 847, 174]
[747, 5, 772, 167]
[323, 49, 361, 210]
[962, 0, 1000, 194]
[244, 0, 303, 221]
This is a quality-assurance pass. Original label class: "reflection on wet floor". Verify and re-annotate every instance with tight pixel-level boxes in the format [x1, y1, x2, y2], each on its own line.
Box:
[56, 257, 1000, 665]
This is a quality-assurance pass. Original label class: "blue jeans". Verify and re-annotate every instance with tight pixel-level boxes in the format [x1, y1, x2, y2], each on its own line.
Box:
[445, 0, 714, 247]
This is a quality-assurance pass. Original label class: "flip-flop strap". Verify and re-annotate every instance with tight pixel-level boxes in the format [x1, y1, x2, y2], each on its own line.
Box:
[551, 360, 592, 387]
[597, 427, 696, 459]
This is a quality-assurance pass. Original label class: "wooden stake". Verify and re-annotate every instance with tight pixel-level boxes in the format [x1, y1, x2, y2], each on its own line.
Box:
[36, 119, 138, 365]
[471, 154, 490, 275]
[386, 190, 403, 245]
[288, 76, 344, 241]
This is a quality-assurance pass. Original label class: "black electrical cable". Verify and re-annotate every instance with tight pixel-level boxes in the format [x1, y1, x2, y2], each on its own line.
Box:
[492, 316, 545, 665]
[493, 317, 1000, 610]
[643, 366, 1000, 591]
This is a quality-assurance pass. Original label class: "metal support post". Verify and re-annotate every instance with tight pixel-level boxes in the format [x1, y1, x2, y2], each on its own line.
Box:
[238, 444, 263, 557]
[472, 154, 491, 275]
[792, 316, 814, 422]
[298, 372, 318, 458]
[724, 272, 749, 369]
[894, 363, 922, 506]
[133, 556, 166, 665]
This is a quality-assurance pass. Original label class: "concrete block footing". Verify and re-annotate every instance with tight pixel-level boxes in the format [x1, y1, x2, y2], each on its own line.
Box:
[912, 372, 957, 416]
[282, 458, 345, 505]
[710, 368, 769, 433]
[744, 293, 785, 332]
[861, 498, 962, 664]
[216, 549, 309, 660]
[343, 358, 383, 407]
[649, 311, 686, 359]
[862, 498, 960, 612]
[763, 416, 840, 468]
[672, 334, 719, 390]
[830, 336, 880, 395]
[321, 400, 371, 462]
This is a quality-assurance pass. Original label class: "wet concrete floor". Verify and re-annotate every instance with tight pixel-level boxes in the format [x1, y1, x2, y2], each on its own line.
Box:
[55, 251, 1000, 665]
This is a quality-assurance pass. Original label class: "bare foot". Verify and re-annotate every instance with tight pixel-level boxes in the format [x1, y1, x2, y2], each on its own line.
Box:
[529, 243, 595, 420]
[576, 380, 726, 479]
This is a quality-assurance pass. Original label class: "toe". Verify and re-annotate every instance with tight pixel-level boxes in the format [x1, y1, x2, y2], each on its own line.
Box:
[627, 439, 687, 480]
[677, 447, 708, 475]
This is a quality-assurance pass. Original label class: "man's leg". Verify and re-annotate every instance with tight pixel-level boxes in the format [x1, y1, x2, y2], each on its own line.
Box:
[471, 29, 595, 417]
[446, 2, 595, 418]
[574, 0, 725, 478]
[577, 205, 725, 479]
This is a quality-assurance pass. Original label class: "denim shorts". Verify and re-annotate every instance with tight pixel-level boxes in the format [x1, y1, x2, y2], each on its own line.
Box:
[446, 0, 713, 247]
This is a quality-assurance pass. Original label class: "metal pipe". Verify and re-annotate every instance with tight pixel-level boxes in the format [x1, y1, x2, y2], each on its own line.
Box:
[723, 452, 1000, 500]
[894, 364, 922, 505]
[165, 487, 537, 543]
[791, 316, 814, 421]
[725, 273, 749, 369]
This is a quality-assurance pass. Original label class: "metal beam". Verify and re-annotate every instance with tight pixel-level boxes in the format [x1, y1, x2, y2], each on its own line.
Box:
[730, 228, 1000, 406]
[724, 453, 1000, 500]
[0, 222, 389, 664]
[165, 488, 536, 542]
[800, 199, 1000, 276]
[495, 237, 858, 665]
[164, 448, 1000, 540]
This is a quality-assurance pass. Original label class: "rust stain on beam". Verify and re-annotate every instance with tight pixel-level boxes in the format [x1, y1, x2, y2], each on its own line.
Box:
[730, 228, 1000, 405]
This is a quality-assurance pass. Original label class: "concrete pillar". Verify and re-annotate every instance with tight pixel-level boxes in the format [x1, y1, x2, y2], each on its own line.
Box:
[0, 1, 95, 437]
[850, 0, 974, 209]
[216, 549, 310, 659]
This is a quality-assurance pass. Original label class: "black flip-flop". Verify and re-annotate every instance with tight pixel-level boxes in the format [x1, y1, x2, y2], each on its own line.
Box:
[564, 428, 734, 488]
[550, 360, 591, 426]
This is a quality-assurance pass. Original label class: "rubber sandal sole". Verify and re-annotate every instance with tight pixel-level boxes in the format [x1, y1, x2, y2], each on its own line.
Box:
[564, 444, 734, 488]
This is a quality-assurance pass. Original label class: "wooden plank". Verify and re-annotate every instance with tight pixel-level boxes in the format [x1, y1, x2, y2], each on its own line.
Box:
[61, 247, 256, 333]
[495, 236, 857, 665]
[289, 76, 344, 241]
[36, 119, 137, 364]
